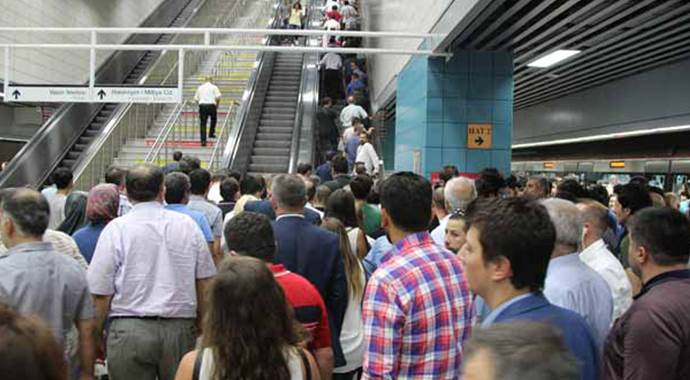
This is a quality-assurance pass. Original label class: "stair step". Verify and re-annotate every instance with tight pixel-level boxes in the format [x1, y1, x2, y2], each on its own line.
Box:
[256, 132, 292, 141]
[258, 126, 293, 134]
[248, 163, 289, 174]
[253, 147, 290, 156]
[255, 140, 291, 148]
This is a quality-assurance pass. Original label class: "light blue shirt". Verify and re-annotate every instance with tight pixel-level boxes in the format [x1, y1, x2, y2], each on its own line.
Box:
[189, 195, 223, 239]
[363, 235, 393, 276]
[165, 204, 214, 242]
[480, 293, 533, 327]
[544, 253, 613, 347]
[87, 202, 216, 318]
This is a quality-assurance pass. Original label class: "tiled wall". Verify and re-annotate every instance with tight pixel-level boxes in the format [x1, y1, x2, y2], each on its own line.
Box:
[396, 50, 514, 177]
[0, 0, 165, 84]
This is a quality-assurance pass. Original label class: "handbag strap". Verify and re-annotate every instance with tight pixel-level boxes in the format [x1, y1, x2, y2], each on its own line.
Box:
[192, 349, 203, 380]
[297, 349, 313, 380]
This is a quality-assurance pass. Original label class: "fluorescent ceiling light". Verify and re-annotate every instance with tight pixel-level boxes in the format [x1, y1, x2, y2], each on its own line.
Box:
[527, 49, 581, 68]
[512, 124, 690, 149]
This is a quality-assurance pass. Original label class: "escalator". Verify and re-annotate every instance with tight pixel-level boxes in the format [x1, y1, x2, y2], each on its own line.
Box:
[248, 53, 304, 174]
[59, 6, 196, 170]
[227, 1, 320, 176]
[0, 0, 198, 188]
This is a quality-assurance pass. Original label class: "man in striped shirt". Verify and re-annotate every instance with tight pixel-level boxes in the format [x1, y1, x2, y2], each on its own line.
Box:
[362, 172, 473, 379]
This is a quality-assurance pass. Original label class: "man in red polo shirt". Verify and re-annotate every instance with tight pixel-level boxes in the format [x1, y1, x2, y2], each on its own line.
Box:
[224, 211, 334, 380]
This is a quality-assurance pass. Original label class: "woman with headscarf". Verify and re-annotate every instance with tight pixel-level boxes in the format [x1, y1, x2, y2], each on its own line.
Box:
[57, 192, 88, 235]
[72, 184, 119, 264]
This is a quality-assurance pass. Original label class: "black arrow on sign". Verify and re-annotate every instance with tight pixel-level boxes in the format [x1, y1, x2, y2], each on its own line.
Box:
[11, 89, 20, 99]
[97, 89, 106, 100]
[475, 136, 484, 146]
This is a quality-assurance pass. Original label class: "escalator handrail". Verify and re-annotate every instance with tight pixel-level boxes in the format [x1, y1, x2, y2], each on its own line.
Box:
[288, 0, 322, 173]
[223, 2, 285, 171]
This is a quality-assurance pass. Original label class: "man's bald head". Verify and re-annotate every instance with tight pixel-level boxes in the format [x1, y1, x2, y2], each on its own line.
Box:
[444, 177, 477, 213]
[126, 164, 164, 203]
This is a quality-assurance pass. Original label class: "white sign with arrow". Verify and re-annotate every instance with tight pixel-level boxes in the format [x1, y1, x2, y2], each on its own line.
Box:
[4, 86, 91, 103]
[3, 86, 181, 103]
[92, 87, 181, 103]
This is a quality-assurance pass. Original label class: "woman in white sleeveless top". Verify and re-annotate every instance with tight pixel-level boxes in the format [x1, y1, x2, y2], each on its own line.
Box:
[326, 189, 374, 259]
[174, 257, 320, 380]
[321, 218, 367, 379]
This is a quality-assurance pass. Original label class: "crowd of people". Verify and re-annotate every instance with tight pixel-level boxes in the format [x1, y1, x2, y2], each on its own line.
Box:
[1, 2, 689, 380]
[311, 0, 381, 178]
[1, 152, 689, 380]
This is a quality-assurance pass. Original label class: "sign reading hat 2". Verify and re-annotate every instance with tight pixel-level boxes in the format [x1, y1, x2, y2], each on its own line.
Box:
[467, 123, 493, 149]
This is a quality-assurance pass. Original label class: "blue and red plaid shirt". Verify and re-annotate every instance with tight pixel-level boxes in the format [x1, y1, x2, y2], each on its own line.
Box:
[362, 232, 473, 379]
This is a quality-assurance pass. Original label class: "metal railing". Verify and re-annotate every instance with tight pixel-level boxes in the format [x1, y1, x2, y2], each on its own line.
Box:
[144, 99, 190, 166]
[209, 99, 241, 170]
[143, 16, 267, 169]
[72, 0, 271, 189]
[73, 103, 165, 190]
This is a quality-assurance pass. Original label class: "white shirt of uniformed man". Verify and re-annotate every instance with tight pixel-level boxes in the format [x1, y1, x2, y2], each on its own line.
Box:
[194, 80, 221, 105]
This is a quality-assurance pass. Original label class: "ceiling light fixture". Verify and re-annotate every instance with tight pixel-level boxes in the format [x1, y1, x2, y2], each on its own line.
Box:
[527, 49, 581, 68]
[512, 124, 690, 149]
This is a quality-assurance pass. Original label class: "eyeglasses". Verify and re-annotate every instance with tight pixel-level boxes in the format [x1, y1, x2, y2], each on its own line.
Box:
[450, 208, 465, 216]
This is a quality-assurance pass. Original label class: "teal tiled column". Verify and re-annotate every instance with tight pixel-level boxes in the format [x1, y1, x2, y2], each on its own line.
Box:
[394, 50, 513, 177]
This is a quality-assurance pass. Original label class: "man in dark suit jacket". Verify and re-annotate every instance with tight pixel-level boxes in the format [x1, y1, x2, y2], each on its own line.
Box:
[462, 197, 599, 380]
[270, 174, 348, 371]
[323, 154, 352, 192]
[245, 198, 321, 225]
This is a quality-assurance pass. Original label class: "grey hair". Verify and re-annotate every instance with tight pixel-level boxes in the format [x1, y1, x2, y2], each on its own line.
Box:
[444, 177, 477, 212]
[464, 322, 578, 380]
[541, 198, 583, 248]
[271, 174, 307, 209]
[0, 188, 50, 237]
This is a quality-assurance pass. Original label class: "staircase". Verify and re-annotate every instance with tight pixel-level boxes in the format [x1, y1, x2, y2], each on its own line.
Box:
[111, 0, 272, 170]
[112, 51, 258, 169]
[57, 4, 196, 171]
[248, 53, 304, 174]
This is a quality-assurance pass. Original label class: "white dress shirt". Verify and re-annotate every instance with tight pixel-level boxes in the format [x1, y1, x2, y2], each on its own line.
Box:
[194, 82, 221, 105]
[87, 202, 216, 318]
[355, 142, 379, 175]
[430, 214, 450, 246]
[48, 193, 67, 230]
[320, 52, 342, 70]
[340, 104, 368, 128]
[323, 0, 340, 12]
[579, 239, 633, 321]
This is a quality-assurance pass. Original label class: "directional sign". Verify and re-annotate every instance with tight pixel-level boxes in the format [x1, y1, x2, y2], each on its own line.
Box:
[4, 86, 91, 103]
[92, 87, 181, 103]
[467, 123, 493, 149]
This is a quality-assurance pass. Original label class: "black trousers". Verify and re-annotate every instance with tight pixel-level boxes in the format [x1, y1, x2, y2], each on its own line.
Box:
[199, 104, 217, 144]
[324, 69, 344, 100]
[333, 368, 362, 380]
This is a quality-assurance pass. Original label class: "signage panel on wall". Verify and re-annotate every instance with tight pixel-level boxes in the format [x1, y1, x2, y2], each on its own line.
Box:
[467, 123, 493, 149]
[4, 86, 181, 103]
[5, 86, 91, 102]
[92, 87, 181, 103]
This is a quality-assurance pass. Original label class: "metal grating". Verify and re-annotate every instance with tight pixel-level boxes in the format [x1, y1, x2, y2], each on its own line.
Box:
[451, 0, 690, 110]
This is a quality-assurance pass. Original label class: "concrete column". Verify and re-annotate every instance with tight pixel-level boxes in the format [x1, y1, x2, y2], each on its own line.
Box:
[395, 50, 513, 177]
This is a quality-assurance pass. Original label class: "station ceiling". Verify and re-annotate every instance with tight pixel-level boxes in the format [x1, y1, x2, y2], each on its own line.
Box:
[450, 0, 690, 110]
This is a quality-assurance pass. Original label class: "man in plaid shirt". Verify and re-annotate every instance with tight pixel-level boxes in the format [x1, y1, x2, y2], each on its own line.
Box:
[362, 172, 473, 379]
